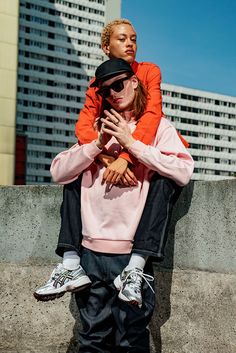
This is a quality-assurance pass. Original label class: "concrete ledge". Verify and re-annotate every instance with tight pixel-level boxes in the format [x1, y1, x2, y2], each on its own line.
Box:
[0, 181, 236, 353]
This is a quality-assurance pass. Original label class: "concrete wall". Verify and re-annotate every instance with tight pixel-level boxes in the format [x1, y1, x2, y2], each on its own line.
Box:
[0, 181, 235, 353]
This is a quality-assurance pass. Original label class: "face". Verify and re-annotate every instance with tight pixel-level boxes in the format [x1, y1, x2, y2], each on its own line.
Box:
[102, 24, 137, 64]
[98, 73, 138, 112]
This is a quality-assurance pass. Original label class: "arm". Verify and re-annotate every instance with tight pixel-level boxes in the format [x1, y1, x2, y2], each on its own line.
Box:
[75, 85, 102, 144]
[51, 121, 112, 184]
[128, 122, 194, 186]
[50, 141, 103, 185]
[101, 112, 194, 187]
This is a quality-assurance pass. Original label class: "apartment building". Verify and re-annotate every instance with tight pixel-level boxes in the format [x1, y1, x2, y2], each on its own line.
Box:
[1, 0, 235, 184]
[16, 0, 120, 184]
[162, 83, 236, 180]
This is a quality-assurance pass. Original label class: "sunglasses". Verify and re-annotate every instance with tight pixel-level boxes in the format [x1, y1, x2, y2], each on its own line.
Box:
[97, 76, 131, 99]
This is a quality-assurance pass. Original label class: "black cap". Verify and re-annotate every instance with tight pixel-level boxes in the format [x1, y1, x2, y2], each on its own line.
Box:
[90, 58, 134, 87]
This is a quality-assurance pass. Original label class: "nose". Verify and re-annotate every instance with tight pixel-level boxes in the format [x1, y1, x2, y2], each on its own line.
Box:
[126, 38, 133, 47]
[109, 88, 116, 97]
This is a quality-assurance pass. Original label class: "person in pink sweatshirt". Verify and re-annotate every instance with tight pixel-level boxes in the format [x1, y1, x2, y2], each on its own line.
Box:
[34, 18, 190, 309]
[40, 58, 194, 352]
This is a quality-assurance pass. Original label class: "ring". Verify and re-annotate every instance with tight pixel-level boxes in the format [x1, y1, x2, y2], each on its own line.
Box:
[115, 119, 119, 126]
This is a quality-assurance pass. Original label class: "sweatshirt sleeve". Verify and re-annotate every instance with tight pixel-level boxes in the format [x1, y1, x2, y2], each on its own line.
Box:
[128, 120, 194, 186]
[50, 141, 102, 184]
[119, 63, 163, 164]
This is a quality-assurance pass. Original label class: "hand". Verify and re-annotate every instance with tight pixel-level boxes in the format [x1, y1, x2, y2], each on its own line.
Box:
[118, 167, 138, 187]
[101, 109, 136, 149]
[102, 157, 128, 184]
[95, 127, 111, 149]
[97, 153, 115, 167]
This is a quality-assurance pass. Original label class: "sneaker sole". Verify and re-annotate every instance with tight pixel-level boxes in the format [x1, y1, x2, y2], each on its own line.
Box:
[33, 291, 65, 302]
[33, 277, 91, 302]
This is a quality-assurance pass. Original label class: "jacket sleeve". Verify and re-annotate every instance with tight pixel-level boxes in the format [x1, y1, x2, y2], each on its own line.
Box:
[119, 63, 163, 164]
[75, 85, 101, 144]
[128, 120, 194, 186]
[50, 141, 102, 185]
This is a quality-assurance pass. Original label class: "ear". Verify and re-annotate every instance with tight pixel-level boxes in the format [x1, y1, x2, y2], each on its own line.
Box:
[102, 44, 110, 57]
[131, 75, 138, 89]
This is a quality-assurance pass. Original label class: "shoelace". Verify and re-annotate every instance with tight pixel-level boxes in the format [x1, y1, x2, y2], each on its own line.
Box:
[50, 264, 81, 282]
[125, 269, 155, 293]
[48, 266, 60, 283]
[49, 264, 65, 283]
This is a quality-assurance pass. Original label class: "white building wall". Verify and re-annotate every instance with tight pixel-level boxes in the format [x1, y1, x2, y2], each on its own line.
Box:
[105, 0, 121, 23]
[162, 83, 236, 181]
[17, 0, 120, 184]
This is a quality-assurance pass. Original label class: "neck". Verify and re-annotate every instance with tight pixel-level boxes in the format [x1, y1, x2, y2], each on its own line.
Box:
[120, 110, 135, 122]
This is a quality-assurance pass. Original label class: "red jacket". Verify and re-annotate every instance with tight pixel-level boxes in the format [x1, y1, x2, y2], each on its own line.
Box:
[75, 61, 188, 163]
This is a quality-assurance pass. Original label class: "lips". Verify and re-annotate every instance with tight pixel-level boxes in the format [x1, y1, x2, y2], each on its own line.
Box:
[112, 98, 122, 104]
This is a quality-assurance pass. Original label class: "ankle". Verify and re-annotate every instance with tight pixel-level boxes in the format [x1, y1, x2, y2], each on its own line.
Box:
[62, 250, 80, 270]
[125, 253, 148, 272]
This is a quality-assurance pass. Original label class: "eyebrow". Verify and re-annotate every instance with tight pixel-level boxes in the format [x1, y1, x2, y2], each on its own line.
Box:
[117, 34, 137, 38]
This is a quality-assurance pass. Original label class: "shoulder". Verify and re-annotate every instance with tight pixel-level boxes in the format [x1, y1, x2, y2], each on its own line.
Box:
[85, 79, 98, 98]
[135, 61, 161, 72]
[158, 118, 176, 135]
[133, 61, 161, 82]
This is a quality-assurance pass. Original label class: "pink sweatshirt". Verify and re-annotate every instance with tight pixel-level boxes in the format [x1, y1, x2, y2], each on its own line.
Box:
[51, 118, 194, 254]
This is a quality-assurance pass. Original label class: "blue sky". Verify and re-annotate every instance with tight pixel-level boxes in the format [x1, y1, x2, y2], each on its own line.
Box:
[121, 0, 236, 97]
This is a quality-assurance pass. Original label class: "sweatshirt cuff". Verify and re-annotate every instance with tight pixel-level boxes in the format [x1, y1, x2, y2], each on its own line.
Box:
[83, 140, 103, 159]
[127, 140, 146, 160]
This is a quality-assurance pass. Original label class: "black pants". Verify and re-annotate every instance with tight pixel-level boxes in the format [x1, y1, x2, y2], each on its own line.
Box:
[75, 248, 155, 353]
[56, 174, 182, 261]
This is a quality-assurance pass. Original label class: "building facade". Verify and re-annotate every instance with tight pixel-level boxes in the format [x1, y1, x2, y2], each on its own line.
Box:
[162, 83, 236, 180]
[0, 1, 19, 185]
[16, 0, 121, 184]
[1, 0, 235, 184]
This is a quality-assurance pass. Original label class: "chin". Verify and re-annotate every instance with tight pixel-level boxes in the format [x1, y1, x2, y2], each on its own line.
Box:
[114, 103, 130, 111]
[122, 55, 135, 64]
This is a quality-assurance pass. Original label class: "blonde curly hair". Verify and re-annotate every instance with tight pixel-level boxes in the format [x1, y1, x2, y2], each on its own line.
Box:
[101, 19, 135, 47]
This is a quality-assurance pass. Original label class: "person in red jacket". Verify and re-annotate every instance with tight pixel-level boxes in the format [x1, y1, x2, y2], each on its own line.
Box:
[75, 18, 188, 185]
[34, 19, 189, 307]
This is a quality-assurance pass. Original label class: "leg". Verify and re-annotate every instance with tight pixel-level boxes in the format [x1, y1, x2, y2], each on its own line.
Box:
[113, 260, 155, 353]
[34, 176, 91, 301]
[76, 249, 155, 353]
[113, 175, 181, 307]
[75, 249, 131, 353]
[132, 173, 183, 261]
[56, 175, 83, 257]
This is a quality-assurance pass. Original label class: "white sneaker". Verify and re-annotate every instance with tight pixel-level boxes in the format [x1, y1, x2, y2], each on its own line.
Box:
[34, 263, 91, 301]
[114, 267, 154, 308]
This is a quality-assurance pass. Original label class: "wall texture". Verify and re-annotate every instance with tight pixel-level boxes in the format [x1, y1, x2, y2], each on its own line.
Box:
[0, 181, 235, 353]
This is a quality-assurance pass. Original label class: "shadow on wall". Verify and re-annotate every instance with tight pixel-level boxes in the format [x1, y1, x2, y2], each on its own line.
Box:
[149, 181, 194, 353]
[62, 181, 195, 353]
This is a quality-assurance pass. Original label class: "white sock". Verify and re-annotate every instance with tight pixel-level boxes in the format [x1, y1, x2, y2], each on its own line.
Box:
[125, 253, 148, 271]
[62, 251, 80, 270]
